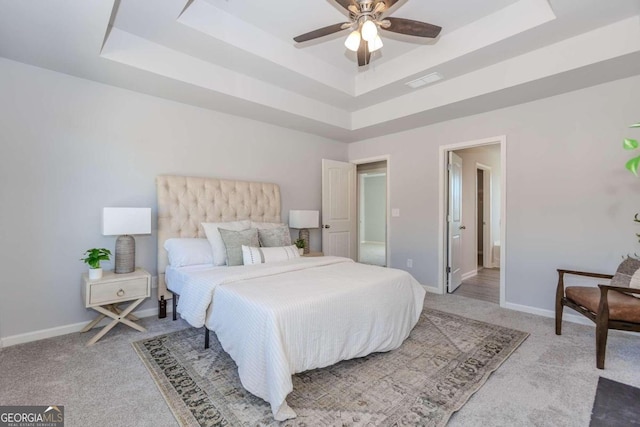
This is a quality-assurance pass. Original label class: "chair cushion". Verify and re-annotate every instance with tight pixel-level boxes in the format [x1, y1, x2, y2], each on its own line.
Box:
[566, 286, 640, 323]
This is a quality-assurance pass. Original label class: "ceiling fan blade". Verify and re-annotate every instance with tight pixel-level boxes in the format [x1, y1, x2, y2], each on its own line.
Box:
[380, 0, 400, 12]
[383, 17, 442, 38]
[333, 0, 356, 12]
[357, 41, 371, 67]
[293, 22, 350, 43]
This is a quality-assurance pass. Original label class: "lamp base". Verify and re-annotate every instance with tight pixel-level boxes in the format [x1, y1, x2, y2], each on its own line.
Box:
[115, 235, 135, 274]
[299, 229, 310, 254]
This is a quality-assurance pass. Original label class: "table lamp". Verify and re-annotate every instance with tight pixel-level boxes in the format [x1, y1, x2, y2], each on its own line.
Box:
[289, 210, 319, 254]
[103, 207, 151, 274]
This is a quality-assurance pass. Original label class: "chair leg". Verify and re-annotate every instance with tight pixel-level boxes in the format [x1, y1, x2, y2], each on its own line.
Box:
[555, 300, 564, 335]
[595, 285, 611, 369]
[555, 271, 565, 335]
[204, 327, 210, 349]
[595, 322, 608, 369]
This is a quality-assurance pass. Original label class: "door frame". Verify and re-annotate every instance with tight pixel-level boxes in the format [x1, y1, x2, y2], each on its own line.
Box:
[438, 136, 506, 307]
[352, 155, 391, 268]
[476, 163, 492, 269]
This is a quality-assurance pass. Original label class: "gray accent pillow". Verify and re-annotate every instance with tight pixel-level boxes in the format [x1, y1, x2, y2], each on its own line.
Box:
[219, 228, 259, 266]
[611, 257, 640, 288]
[258, 225, 292, 247]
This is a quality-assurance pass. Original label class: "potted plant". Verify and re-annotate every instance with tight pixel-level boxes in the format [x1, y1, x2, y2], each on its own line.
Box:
[294, 238, 306, 255]
[622, 121, 640, 175]
[81, 248, 112, 280]
[622, 121, 640, 244]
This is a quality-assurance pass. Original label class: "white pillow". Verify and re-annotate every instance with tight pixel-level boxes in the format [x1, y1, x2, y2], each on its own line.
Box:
[202, 220, 251, 266]
[242, 245, 300, 265]
[164, 238, 213, 267]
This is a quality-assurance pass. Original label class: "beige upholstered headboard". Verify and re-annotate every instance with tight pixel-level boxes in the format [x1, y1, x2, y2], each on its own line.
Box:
[156, 175, 281, 300]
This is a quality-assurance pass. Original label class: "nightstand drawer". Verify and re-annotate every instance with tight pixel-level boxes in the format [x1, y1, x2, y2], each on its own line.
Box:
[89, 278, 149, 305]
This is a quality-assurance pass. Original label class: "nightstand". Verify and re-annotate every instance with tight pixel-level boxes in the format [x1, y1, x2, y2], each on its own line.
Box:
[303, 252, 324, 257]
[81, 268, 151, 345]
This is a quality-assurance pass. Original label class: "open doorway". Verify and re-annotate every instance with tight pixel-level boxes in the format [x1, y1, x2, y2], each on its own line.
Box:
[440, 137, 505, 306]
[357, 161, 387, 266]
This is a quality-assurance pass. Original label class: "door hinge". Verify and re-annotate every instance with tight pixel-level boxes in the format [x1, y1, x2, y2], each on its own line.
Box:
[447, 164, 452, 171]
[446, 266, 451, 273]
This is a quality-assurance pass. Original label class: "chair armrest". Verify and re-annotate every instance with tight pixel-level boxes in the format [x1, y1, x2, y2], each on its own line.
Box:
[556, 269, 614, 305]
[557, 269, 613, 280]
[598, 284, 640, 295]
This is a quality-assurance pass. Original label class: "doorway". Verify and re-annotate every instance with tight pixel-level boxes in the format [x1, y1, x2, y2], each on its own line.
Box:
[439, 137, 506, 307]
[357, 161, 387, 266]
[321, 156, 390, 266]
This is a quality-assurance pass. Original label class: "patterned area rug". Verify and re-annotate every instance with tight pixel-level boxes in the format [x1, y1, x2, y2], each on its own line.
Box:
[133, 309, 528, 426]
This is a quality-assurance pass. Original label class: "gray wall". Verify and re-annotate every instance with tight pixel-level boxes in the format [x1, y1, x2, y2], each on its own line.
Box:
[0, 58, 347, 340]
[348, 74, 640, 313]
[362, 174, 386, 242]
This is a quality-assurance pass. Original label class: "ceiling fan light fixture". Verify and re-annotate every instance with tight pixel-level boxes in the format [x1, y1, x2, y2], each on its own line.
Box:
[344, 30, 361, 52]
[369, 34, 383, 52]
[361, 19, 378, 42]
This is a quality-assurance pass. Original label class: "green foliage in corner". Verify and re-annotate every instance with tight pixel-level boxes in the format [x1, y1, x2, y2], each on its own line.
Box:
[623, 122, 640, 175]
[80, 248, 111, 269]
[294, 238, 306, 249]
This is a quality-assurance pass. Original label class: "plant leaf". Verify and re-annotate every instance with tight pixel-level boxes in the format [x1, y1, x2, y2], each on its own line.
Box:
[631, 122, 640, 128]
[623, 138, 638, 150]
[625, 156, 640, 176]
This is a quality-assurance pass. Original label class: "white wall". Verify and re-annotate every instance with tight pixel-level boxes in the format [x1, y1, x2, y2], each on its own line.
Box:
[348, 74, 640, 313]
[456, 145, 501, 275]
[0, 58, 347, 341]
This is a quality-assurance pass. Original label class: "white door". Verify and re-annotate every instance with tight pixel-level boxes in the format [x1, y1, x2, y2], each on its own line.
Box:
[448, 152, 464, 292]
[322, 159, 357, 260]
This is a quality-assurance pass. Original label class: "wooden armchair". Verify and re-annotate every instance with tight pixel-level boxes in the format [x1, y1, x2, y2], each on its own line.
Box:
[556, 267, 640, 369]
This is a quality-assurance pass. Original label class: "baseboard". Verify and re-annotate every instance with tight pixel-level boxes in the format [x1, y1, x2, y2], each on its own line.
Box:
[504, 302, 594, 327]
[461, 270, 477, 281]
[0, 306, 173, 348]
[422, 284, 441, 295]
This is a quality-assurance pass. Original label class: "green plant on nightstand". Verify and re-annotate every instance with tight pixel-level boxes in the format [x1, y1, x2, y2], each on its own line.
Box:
[81, 248, 111, 280]
[294, 238, 306, 255]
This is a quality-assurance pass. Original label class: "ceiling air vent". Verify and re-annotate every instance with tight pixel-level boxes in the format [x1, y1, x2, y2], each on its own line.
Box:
[405, 72, 443, 89]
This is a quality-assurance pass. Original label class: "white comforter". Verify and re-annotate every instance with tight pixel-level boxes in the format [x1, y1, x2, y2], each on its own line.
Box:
[175, 256, 425, 420]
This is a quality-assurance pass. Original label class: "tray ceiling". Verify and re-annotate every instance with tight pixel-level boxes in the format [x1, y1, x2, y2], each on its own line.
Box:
[0, 0, 639, 141]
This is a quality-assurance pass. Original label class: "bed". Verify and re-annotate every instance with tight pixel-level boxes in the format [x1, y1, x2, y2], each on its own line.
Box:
[156, 175, 425, 421]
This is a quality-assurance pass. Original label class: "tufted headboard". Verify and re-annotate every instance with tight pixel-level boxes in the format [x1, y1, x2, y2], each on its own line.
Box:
[156, 175, 281, 300]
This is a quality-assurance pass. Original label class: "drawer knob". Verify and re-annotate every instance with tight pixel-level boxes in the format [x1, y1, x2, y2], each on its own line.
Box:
[117, 289, 125, 297]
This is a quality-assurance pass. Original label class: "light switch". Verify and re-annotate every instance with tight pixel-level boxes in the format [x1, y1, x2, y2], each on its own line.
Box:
[392, 208, 400, 217]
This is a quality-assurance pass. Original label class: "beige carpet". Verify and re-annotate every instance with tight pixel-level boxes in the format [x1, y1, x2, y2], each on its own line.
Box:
[133, 309, 528, 426]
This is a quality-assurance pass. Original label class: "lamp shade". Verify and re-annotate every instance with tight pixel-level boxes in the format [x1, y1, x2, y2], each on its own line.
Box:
[103, 208, 151, 236]
[369, 34, 383, 52]
[344, 30, 361, 52]
[361, 19, 378, 42]
[289, 210, 319, 229]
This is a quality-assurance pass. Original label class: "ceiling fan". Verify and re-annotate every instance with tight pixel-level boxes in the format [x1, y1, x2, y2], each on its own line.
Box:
[293, 0, 442, 67]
